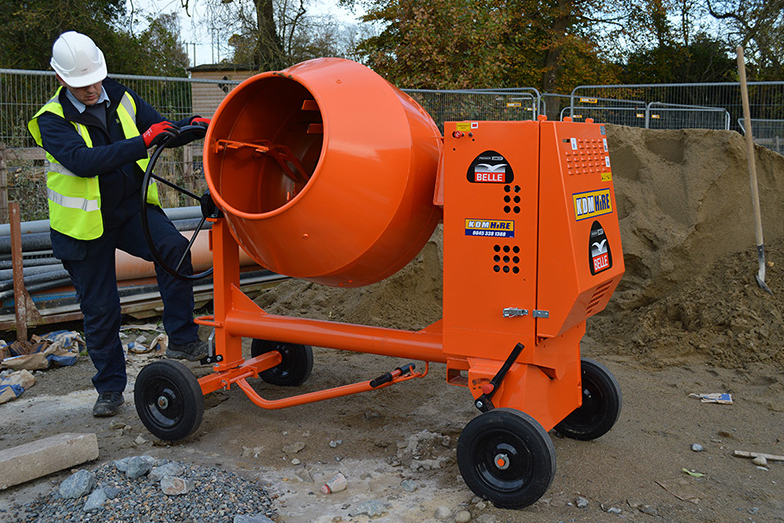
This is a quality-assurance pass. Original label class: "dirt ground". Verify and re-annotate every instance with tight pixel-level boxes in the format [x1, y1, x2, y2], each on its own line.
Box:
[2, 125, 784, 523]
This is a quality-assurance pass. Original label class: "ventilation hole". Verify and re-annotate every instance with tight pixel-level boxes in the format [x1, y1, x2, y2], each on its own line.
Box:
[513, 206, 520, 213]
[513, 256, 519, 263]
[503, 246, 510, 253]
[503, 255, 510, 263]
[494, 255, 501, 262]
[504, 195, 511, 203]
[514, 196, 521, 203]
[513, 246, 520, 253]
[514, 185, 521, 193]
[504, 185, 511, 193]
[503, 266, 510, 273]
[493, 265, 501, 272]
[513, 266, 520, 274]
[504, 206, 511, 213]
[494, 245, 501, 252]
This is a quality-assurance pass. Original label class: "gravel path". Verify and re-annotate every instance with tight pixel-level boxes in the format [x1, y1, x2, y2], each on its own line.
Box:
[7, 456, 277, 523]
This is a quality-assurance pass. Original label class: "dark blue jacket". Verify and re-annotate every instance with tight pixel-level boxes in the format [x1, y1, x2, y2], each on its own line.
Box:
[36, 78, 195, 259]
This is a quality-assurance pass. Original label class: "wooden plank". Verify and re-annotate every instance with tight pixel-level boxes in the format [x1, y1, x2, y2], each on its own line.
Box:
[734, 450, 784, 461]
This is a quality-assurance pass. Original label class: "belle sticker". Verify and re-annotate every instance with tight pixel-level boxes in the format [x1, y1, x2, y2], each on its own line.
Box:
[589, 221, 612, 275]
[467, 150, 514, 184]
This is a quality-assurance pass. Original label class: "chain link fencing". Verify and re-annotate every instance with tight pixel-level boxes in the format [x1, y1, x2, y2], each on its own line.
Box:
[2, 69, 783, 223]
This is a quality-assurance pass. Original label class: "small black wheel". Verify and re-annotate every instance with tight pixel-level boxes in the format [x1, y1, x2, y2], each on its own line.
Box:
[554, 358, 622, 441]
[250, 339, 314, 386]
[457, 408, 556, 509]
[134, 360, 204, 441]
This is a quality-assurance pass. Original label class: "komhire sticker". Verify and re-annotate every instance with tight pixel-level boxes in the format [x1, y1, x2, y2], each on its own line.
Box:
[573, 188, 612, 221]
[465, 219, 515, 238]
[589, 221, 612, 275]
[467, 150, 514, 184]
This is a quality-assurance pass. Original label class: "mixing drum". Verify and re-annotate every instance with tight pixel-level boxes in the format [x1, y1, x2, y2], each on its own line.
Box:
[203, 58, 443, 287]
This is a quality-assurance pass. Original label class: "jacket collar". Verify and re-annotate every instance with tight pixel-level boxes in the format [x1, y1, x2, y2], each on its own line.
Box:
[58, 77, 126, 126]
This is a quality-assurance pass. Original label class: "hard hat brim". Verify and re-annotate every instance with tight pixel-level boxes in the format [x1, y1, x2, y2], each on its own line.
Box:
[55, 61, 108, 88]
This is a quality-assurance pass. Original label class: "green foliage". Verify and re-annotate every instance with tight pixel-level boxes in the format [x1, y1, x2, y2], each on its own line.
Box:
[357, 0, 507, 89]
[621, 33, 736, 84]
[0, 0, 189, 77]
[355, 0, 621, 91]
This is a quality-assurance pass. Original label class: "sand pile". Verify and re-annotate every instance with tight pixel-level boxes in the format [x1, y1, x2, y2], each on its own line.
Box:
[255, 125, 784, 369]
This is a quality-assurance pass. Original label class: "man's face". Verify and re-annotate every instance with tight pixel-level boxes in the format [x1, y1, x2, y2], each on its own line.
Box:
[56, 75, 102, 106]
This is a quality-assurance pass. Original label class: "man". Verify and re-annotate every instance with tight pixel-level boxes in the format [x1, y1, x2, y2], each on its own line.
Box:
[28, 31, 210, 417]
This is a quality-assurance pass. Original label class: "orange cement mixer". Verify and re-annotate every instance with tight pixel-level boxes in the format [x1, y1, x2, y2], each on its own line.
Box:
[134, 58, 625, 510]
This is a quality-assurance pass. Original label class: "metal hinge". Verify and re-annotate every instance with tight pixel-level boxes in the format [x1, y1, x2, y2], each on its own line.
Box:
[502, 308, 549, 318]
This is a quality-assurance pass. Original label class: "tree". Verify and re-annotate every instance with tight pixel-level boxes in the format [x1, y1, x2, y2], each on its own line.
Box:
[350, 0, 620, 91]
[135, 13, 191, 77]
[0, 0, 128, 70]
[706, 0, 784, 78]
[180, 0, 286, 69]
[356, 0, 507, 89]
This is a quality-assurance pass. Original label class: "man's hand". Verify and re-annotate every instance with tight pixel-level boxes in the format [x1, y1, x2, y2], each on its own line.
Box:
[190, 116, 211, 128]
[142, 121, 179, 148]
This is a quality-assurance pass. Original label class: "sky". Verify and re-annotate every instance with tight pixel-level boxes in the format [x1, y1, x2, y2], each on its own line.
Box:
[126, 0, 362, 67]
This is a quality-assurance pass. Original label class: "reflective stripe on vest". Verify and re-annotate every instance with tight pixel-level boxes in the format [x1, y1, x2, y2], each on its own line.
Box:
[27, 86, 160, 240]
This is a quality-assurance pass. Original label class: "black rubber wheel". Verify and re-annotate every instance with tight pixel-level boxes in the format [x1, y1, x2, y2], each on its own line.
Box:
[457, 408, 556, 509]
[134, 360, 204, 441]
[554, 358, 622, 441]
[140, 124, 214, 281]
[250, 339, 314, 386]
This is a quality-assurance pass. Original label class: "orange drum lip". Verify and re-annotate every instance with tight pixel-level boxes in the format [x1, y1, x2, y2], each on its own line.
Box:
[202, 58, 442, 287]
[204, 71, 327, 221]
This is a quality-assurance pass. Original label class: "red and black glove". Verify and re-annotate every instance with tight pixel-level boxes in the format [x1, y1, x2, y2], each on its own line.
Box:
[190, 116, 211, 128]
[142, 121, 180, 148]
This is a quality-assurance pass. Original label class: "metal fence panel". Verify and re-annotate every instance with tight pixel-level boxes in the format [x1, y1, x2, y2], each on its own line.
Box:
[2, 68, 783, 224]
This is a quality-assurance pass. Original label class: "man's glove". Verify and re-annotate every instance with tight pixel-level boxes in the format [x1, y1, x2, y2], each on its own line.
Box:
[190, 116, 211, 128]
[143, 121, 180, 148]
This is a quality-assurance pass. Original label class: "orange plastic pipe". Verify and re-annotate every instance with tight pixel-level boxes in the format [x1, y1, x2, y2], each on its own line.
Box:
[204, 58, 443, 287]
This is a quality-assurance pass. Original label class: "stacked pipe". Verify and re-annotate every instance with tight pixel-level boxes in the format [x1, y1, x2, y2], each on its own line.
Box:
[0, 206, 211, 302]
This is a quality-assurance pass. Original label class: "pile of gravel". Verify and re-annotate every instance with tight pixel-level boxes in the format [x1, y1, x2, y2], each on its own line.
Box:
[10, 456, 277, 523]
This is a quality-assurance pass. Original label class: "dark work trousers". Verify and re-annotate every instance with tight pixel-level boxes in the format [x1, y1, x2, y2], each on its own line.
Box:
[62, 207, 199, 393]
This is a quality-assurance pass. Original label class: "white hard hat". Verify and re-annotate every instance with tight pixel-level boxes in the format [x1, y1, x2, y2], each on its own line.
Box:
[50, 31, 107, 88]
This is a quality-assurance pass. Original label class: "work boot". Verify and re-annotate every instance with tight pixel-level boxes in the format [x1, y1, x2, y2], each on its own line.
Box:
[166, 340, 208, 362]
[93, 391, 124, 417]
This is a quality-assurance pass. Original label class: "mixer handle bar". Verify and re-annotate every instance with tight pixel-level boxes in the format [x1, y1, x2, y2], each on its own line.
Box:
[474, 343, 525, 413]
[369, 363, 416, 388]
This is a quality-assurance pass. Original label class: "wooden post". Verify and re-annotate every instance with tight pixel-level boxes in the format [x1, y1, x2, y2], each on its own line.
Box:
[9, 201, 28, 341]
[0, 143, 9, 224]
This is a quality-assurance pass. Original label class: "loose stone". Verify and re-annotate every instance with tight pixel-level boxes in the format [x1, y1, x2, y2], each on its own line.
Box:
[126, 455, 154, 479]
[59, 470, 96, 499]
[83, 488, 107, 511]
[161, 476, 194, 495]
[435, 505, 452, 520]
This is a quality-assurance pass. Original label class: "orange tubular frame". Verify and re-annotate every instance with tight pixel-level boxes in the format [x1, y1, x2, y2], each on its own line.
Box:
[195, 218, 438, 407]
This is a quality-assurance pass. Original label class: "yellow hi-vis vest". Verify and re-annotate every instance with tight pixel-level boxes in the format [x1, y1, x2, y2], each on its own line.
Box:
[28, 87, 160, 240]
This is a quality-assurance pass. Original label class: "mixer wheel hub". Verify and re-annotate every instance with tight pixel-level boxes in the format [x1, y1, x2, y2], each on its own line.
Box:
[250, 340, 314, 387]
[554, 358, 622, 441]
[457, 408, 555, 509]
[135, 360, 204, 441]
